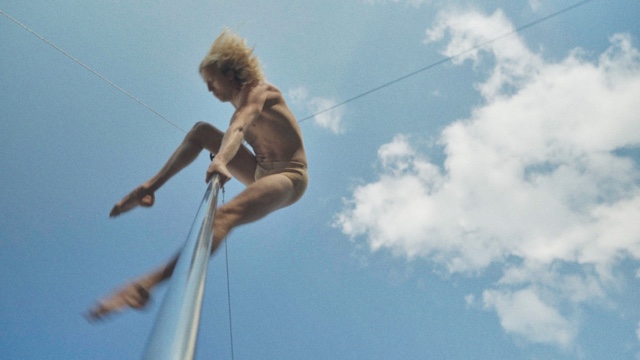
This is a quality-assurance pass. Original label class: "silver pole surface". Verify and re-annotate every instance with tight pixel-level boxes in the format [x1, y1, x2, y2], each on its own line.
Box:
[143, 176, 221, 360]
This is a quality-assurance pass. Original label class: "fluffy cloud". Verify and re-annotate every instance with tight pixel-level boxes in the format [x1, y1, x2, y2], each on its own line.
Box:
[335, 9, 640, 348]
[288, 86, 345, 134]
[483, 287, 577, 347]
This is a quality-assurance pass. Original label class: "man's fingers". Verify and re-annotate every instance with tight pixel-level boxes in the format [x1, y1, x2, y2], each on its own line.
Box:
[206, 171, 229, 184]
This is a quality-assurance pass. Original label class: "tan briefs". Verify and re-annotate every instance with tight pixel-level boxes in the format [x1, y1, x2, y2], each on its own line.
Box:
[255, 161, 309, 204]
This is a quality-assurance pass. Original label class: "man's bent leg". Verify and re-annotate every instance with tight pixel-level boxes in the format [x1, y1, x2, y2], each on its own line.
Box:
[182, 122, 258, 186]
[209, 172, 304, 252]
[110, 122, 219, 217]
[110, 122, 256, 217]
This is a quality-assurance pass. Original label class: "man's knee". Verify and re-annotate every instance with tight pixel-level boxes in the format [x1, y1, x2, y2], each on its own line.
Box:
[190, 121, 212, 136]
[187, 122, 222, 144]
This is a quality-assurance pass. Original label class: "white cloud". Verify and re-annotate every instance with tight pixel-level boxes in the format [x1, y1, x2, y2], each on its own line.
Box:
[336, 9, 640, 349]
[483, 287, 577, 348]
[288, 86, 345, 134]
[288, 86, 310, 104]
[308, 97, 345, 135]
[425, 9, 544, 100]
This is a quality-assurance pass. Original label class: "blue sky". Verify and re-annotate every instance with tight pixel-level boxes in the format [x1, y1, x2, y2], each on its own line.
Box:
[1, 0, 640, 359]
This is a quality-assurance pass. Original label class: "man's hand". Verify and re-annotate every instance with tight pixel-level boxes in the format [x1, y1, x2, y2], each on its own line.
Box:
[206, 159, 232, 185]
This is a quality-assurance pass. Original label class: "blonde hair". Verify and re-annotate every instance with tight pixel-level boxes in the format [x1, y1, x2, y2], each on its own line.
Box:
[199, 28, 265, 84]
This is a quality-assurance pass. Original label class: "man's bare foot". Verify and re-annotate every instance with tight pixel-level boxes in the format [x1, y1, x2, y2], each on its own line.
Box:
[85, 282, 152, 322]
[110, 184, 155, 217]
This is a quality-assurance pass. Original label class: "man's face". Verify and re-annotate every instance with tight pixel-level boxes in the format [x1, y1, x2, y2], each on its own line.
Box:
[201, 67, 235, 102]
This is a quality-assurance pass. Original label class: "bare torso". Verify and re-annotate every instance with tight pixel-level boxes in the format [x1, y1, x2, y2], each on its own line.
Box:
[240, 83, 307, 166]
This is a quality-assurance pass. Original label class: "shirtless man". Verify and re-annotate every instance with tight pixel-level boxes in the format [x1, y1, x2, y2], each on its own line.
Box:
[87, 29, 308, 320]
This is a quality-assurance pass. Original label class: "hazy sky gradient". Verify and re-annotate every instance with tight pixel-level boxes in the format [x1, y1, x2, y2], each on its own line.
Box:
[1, 1, 639, 359]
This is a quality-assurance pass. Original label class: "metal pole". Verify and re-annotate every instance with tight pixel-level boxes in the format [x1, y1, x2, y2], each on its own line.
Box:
[143, 175, 221, 360]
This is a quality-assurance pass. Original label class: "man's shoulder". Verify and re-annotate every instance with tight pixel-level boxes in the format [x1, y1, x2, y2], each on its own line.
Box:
[236, 82, 267, 107]
[254, 82, 287, 105]
[238, 81, 289, 116]
[252, 82, 282, 99]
